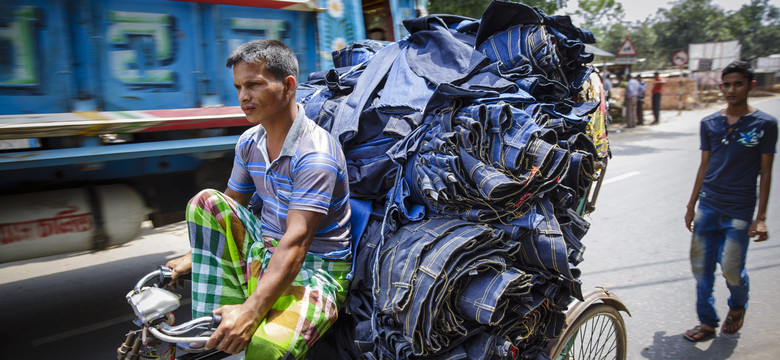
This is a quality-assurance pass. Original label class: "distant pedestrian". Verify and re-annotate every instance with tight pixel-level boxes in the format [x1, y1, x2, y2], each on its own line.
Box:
[624, 74, 640, 128]
[603, 74, 613, 101]
[651, 71, 665, 124]
[683, 60, 777, 342]
[636, 76, 647, 125]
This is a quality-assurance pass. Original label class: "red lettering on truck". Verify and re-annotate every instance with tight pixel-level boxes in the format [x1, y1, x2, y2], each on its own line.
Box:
[0, 212, 93, 245]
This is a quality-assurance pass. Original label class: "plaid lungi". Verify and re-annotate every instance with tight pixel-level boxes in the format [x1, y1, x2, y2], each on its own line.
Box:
[186, 189, 350, 359]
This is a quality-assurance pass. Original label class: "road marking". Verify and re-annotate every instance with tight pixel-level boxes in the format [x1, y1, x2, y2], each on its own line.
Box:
[604, 171, 640, 185]
[32, 298, 191, 347]
[31, 314, 135, 347]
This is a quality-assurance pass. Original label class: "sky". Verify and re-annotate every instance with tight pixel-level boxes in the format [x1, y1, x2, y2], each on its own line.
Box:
[559, 0, 780, 23]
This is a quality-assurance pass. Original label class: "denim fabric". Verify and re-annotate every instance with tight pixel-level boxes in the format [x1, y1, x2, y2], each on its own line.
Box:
[463, 62, 522, 93]
[375, 218, 506, 356]
[331, 40, 387, 68]
[555, 205, 588, 266]
[345, 218, 383, 319]
[377, 220, 560, 358]
[475, 0, 544, 49]
[691, 204, 750, 328]
[298, 65, 364, 132]
[478, 23, 565, 86]
[293, 3, 604, 358]
[457, 267, 537, 325]
[516, 198, 583, 298]
[403, 14, 476, 34]
[343, 136, 398, 199]
[405, 20, 489, 87]
[332, 42, 402, 145]
[369, 217, 574, 359]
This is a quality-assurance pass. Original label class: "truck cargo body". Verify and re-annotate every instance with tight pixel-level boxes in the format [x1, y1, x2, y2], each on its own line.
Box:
[0, 0, 417, 262]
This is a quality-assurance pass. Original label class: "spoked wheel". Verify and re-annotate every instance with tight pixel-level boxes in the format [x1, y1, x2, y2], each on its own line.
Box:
[550, 303, 627, 360]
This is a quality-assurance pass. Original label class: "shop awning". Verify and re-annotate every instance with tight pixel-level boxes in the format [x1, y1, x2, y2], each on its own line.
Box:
[585, 44, 614, 57]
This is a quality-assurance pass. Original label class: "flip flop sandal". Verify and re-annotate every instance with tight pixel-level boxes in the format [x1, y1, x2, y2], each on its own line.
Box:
[683, 325, 715, 342]
[721, 309, 745, 334]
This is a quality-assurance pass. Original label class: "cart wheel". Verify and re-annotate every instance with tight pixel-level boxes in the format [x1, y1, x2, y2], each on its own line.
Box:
[550, 303, 627, 360]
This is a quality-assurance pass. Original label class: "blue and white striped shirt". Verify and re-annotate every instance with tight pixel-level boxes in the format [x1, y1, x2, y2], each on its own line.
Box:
[228, 104, 351, 255]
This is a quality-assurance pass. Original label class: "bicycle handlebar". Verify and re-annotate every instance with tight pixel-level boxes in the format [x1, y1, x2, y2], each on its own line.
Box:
[129, 267, 221, 346]
[134, 265, 192, 290]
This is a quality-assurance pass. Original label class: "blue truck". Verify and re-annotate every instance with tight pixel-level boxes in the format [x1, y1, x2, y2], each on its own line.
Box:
[0, 0, 419, 263]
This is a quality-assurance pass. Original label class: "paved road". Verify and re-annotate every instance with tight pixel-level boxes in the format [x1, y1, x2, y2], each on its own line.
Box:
[0, 96, 778, 359]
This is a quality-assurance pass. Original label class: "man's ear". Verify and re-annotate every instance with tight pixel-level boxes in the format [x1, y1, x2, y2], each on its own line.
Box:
[749, 79, 757, 91]
[284, 75, 297, 98]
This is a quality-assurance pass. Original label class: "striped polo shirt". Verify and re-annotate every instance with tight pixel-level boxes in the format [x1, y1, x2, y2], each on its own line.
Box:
[228, 104, 351, 256]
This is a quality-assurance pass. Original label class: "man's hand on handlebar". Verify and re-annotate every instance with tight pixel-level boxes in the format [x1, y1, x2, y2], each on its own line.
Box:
[206, 303, 263, 354]
[165, 252, 192, 289]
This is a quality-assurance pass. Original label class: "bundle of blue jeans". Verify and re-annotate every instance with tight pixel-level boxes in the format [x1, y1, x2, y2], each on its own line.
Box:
[302, 1, 602, 359]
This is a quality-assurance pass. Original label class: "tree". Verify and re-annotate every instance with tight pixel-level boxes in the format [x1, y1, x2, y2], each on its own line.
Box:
[725, 0, 780, 62]
[571, 0, 625, 41]
[652, 0, 729, 62]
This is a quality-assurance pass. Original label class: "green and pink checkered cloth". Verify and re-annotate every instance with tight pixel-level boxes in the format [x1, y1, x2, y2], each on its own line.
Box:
[187, 189, 350, 359]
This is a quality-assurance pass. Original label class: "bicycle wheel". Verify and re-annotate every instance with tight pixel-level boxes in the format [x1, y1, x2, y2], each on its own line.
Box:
[550, 303, 627, 360]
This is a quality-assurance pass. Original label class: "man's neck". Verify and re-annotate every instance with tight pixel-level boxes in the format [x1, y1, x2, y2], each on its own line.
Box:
[722, 102, 754, 124]
[263, 103, 298, 160]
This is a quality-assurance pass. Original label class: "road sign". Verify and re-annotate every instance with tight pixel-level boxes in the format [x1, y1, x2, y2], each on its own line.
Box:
[673, 50, 689, 66]
[616, 37, 637, 56]
[615, 57, 637, 65]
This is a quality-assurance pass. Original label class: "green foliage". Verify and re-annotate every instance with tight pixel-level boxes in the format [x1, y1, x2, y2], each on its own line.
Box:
[572, 0, 624, 41]
[653, 0, 730, 55]
[725, 0, 780, 61]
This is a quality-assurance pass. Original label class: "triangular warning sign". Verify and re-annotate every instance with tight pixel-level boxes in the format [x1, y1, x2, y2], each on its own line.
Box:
[616, 38, 637, 56]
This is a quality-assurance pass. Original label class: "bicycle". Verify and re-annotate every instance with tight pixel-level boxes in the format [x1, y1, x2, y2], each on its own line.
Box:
[546, 287, 630, 360]
[117, 266, 241, 360]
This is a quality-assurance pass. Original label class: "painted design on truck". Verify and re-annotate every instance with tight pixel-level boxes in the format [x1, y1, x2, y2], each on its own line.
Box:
[107, 11, 176, 87]
[0, 6, 40, 88]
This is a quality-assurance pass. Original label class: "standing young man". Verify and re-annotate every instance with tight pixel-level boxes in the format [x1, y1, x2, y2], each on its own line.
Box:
[651, 71, 665, 124]
[166, 39, 352, 358]
[683, 61, 777, 342]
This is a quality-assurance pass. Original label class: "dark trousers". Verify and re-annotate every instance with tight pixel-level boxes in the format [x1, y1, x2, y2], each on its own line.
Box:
[637, 98, 645, 125]
[652, 93, 662, 123]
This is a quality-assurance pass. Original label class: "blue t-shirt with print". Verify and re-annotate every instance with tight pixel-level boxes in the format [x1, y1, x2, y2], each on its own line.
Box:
[699, 109, 778, 221]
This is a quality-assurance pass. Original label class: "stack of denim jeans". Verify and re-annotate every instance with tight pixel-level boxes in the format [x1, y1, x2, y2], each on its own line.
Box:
[302, 1, 604, 359]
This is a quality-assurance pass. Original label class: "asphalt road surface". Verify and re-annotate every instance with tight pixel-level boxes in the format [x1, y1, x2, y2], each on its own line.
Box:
[1, 95, 778, 359]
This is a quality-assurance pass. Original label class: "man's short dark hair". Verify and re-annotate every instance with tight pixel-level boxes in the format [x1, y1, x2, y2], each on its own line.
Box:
[226, 39, 298, 81]
[722, 61, 754, 83]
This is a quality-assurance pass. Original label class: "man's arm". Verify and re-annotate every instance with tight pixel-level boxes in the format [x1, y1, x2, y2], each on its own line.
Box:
[749, 153, 773, 242]
[685, 151, 711, 231]
[205, 208, 322, 354]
